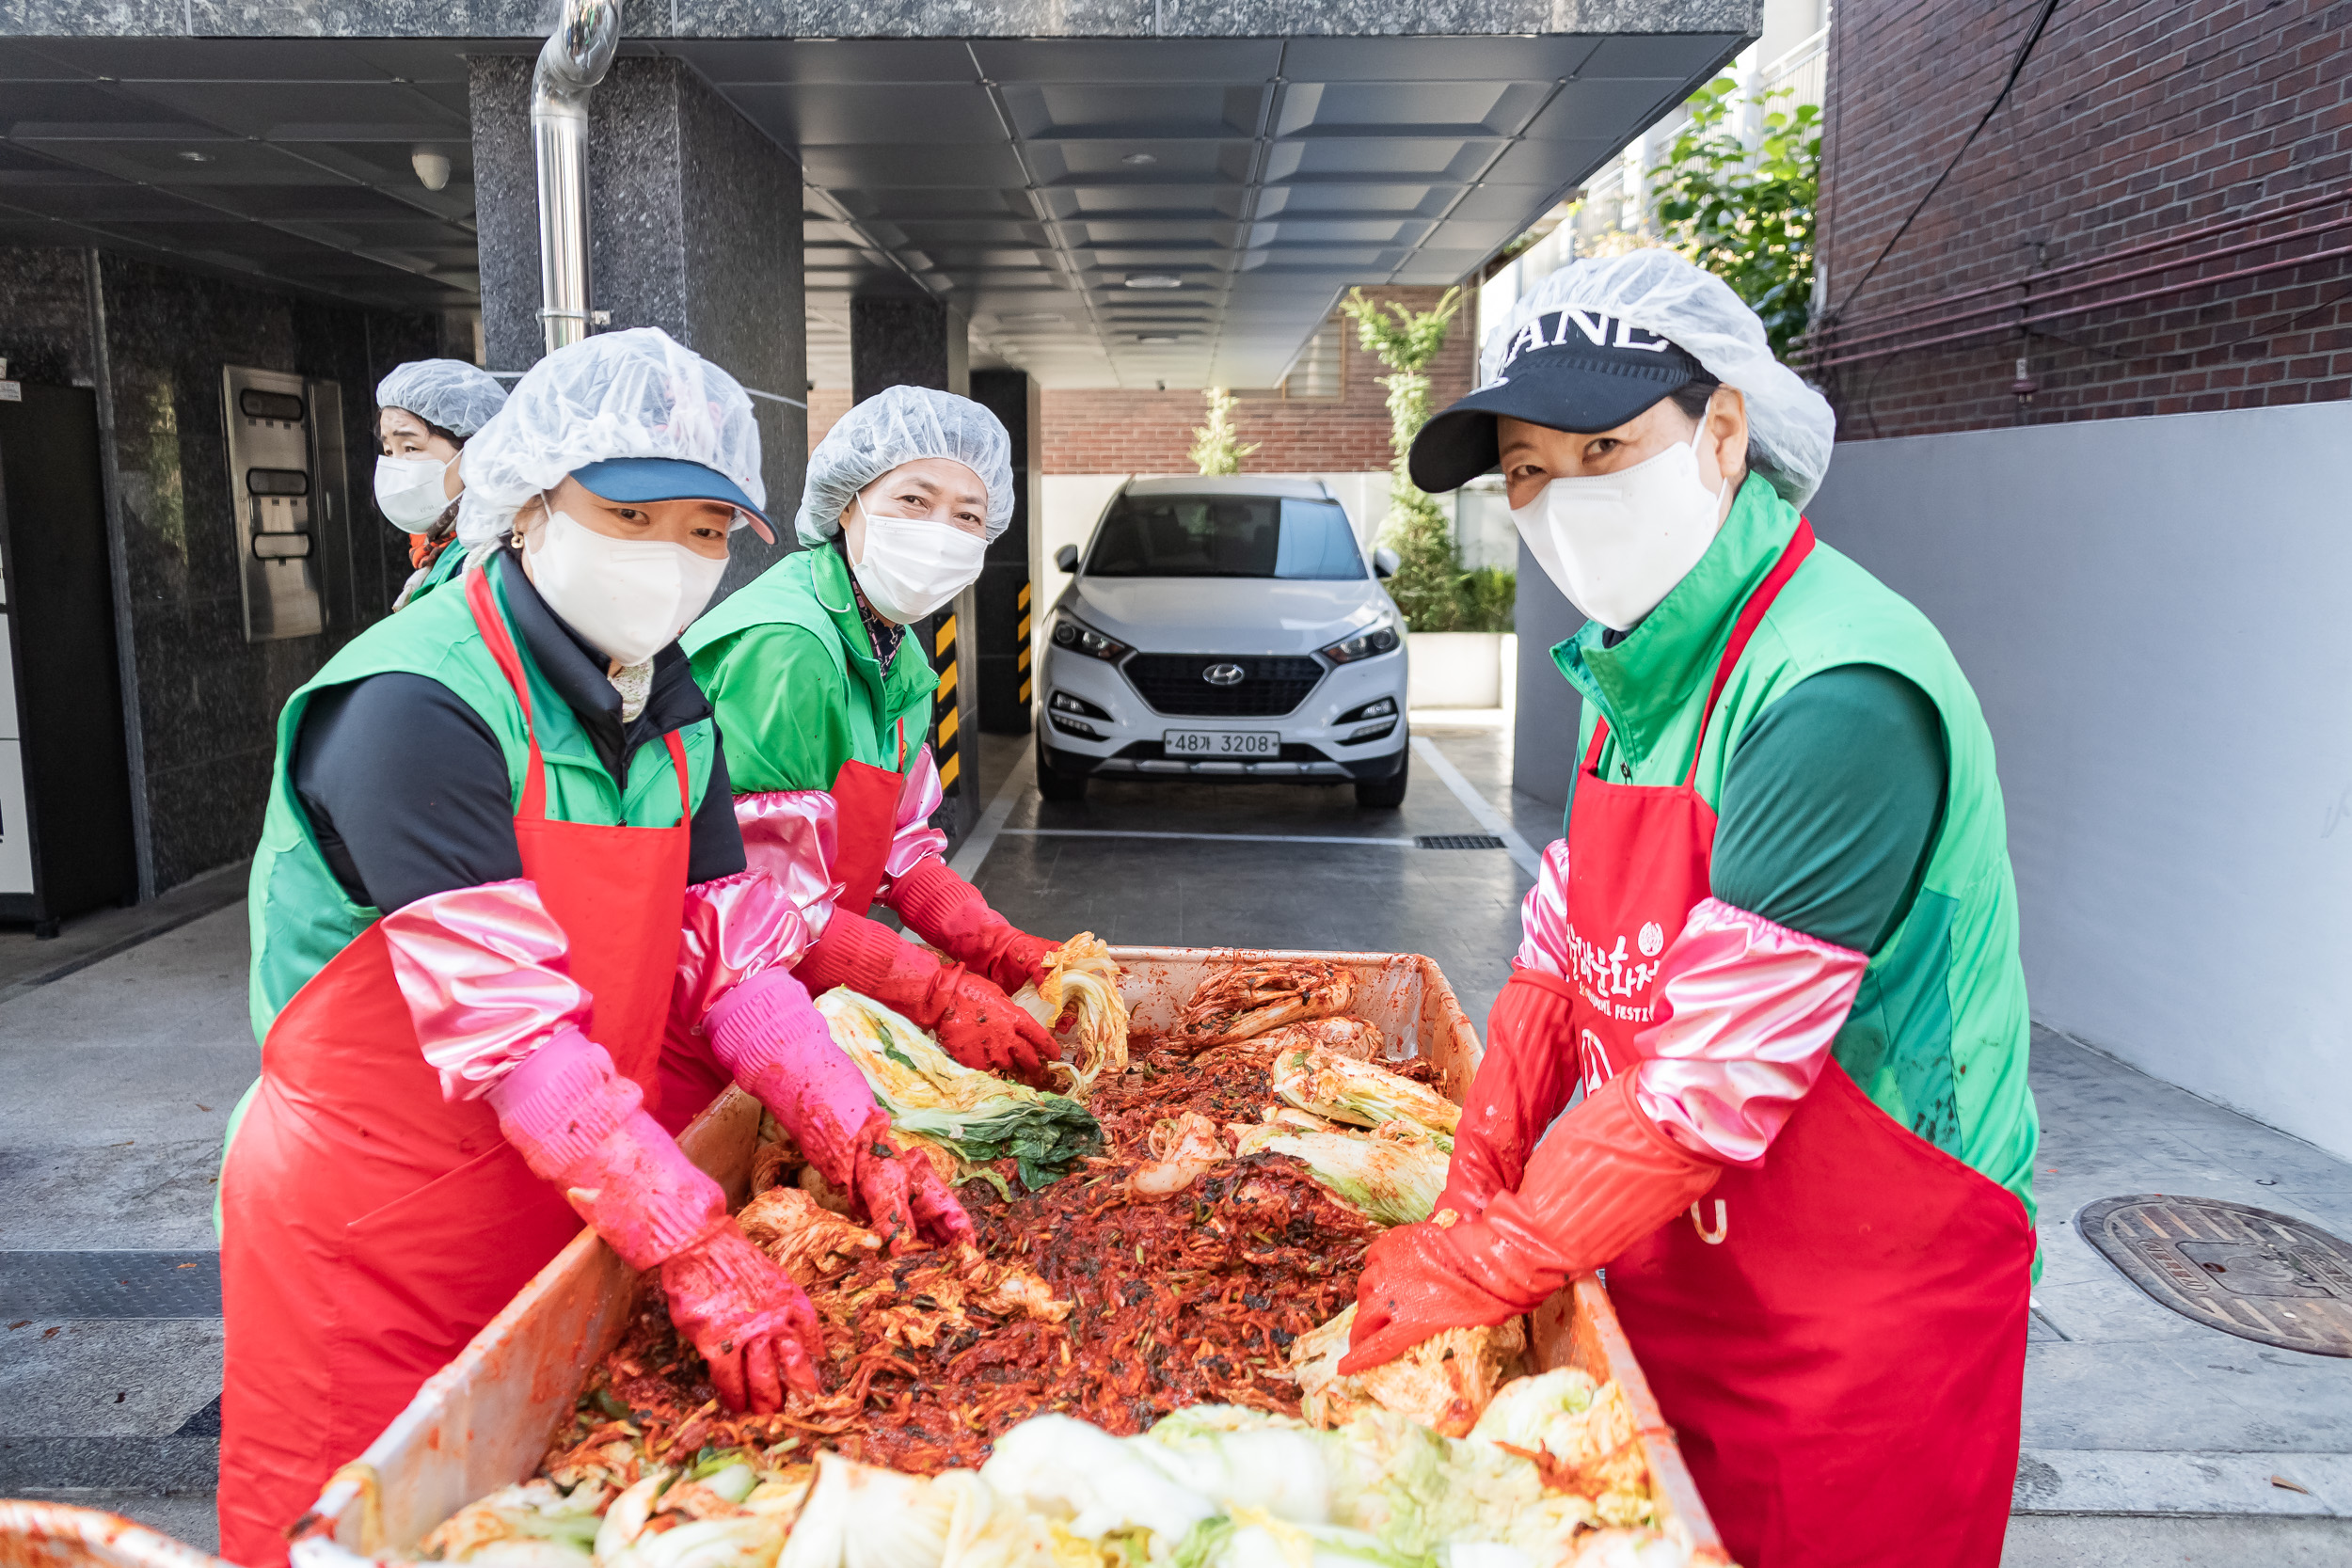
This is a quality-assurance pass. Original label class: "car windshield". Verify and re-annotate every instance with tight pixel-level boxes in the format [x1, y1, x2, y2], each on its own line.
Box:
[1084, 494, 1365, 579]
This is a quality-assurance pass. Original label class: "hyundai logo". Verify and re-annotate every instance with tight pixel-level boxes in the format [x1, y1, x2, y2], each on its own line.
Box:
[1202, 662, 1246, 686]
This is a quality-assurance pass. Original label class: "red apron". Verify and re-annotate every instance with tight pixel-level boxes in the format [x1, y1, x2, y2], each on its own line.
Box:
[218, 571, 692, 1567]
[1561, 522, 2034, 1568]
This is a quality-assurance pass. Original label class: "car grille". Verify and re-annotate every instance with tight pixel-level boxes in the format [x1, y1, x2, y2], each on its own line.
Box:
[1122, 654, 1325, 718]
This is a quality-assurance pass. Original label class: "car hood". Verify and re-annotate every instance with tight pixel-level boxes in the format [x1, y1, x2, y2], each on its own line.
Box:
[1061, 577, 1394, 657]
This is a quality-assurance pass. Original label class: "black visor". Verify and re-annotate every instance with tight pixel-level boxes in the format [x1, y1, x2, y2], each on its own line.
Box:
[1408, 309, 1703, 493]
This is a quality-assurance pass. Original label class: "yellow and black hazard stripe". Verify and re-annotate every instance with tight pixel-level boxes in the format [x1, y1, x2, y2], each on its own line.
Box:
[930, 611, 961, 791]
[1016, 581, 1033, 705]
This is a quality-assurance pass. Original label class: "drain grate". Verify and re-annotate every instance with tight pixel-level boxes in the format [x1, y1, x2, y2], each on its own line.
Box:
[2076, 1196, 2352, 1356]
[1415, 834, 1506, 850]
[0, 1251, 221, 1320]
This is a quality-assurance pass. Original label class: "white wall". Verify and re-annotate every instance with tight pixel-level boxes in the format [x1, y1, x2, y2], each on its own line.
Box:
[1804, 403, 2352, 1160]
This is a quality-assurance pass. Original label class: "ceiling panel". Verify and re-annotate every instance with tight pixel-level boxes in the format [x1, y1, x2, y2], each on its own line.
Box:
[0, 24, 1741, 385]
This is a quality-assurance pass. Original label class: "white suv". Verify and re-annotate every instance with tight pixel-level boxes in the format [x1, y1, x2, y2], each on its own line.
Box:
[1035, 477, 1410, 808]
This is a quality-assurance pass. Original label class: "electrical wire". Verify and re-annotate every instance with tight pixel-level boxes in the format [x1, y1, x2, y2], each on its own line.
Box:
[1830, 0, 2066, 320]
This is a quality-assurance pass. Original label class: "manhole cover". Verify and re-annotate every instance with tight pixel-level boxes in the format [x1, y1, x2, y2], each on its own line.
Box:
[1415, 834, 1506, 850]
[2076, 1196, 2352, 1356]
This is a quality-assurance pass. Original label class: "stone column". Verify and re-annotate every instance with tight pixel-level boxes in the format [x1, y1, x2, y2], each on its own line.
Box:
[849, 293, 979, 843]
[469, 55, 804, 598]
[969, 368, 1038, 737]
[850, 297, 968, 402]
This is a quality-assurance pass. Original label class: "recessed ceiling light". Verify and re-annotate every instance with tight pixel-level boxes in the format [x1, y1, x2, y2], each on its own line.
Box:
[1124, 274, 1184, 290]
[1121, 152, 1157, 166]
[1136, 333, 1182, 343]
[178, 150, 215, 163]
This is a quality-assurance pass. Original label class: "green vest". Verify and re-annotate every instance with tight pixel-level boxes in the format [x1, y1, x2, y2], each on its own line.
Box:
[398, 538, 469, 609]
[1556, 477, 2039, 1227]
[682, 544, 938, 794]
[245, 561, 716, 1043]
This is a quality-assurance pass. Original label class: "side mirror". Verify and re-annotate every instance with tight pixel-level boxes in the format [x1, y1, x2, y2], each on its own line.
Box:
[1374, 546, 1400, 579]
[1055, 544, 1080, 573]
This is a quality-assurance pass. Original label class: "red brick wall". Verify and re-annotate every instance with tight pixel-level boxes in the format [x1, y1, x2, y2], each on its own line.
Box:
[807, 387, 853, 449]
[806, 287, 1475, 473]
[1813, 0, 2352, 436]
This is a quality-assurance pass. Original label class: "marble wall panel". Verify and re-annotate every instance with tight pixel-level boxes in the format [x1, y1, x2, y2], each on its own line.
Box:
[0, 245, 97, 387]
[93, 252, 435, 889]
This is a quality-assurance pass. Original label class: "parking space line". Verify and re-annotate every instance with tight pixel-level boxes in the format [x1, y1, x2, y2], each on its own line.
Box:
[946, 748, 1038, 880]
[1409, 736, 1542, 877]
[998, 829, 1420, 847]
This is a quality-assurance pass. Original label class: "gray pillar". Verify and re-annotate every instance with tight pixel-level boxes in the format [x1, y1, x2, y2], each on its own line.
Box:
[850, 297, 968, 402]
[1510, 536, 1585, 812]
[969, 368, 1038, 737]
[469, 55, 804, 597]
[849, 294, 979, 842]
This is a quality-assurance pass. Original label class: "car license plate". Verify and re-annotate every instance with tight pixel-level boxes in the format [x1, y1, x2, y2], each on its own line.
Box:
[1164, 729, 1279, 758]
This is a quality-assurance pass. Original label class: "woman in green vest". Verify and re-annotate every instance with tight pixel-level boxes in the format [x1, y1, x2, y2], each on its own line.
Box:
[685, 386, 1068, 1086]
[220, 330, 968, 1568]
[1341, 253, 2040, 1568]
[373, 357, 506, 609]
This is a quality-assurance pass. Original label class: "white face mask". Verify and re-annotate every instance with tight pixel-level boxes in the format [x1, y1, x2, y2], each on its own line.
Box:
[1509, 421, 1728, 632]
[526, 504, 727, 668]
[375, 453, 455, 531]
[849, 497, 989, 625]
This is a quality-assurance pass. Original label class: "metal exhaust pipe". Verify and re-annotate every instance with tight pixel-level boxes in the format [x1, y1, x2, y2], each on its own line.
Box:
[531, 0, 618, 356]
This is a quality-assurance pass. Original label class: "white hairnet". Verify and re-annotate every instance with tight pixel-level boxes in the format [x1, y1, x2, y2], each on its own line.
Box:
[454, 327, 765, 549]
[1482, 250, 1836, 506]
[375, 358, 508, 438]
[797, 385, 1014, 546]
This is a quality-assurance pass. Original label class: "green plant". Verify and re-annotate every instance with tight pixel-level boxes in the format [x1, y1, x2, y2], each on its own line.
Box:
[1649, 77, 1823, 358]
[1340, 286, 1474, 632]
[1459, 565, 1516, 634]
[1187, 387, 1258, 475]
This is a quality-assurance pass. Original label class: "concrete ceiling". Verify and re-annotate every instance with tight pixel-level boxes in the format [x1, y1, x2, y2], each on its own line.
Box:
[0, 30, 1742, 389]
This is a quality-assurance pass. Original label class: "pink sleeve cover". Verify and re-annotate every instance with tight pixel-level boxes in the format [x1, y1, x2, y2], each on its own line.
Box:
[1629, 896, 1867, 1165]
[1514, 839, 1574, 981]
[378, 879, 594, 1101]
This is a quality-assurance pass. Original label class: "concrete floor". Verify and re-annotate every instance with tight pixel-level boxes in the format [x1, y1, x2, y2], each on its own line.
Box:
[0, 720, 2346, 1562]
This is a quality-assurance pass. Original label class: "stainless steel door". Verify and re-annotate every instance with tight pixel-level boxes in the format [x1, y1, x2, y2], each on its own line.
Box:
[223, 365, 326, 641]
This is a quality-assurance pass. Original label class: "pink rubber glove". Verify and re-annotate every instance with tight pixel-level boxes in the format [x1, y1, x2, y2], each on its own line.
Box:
[793, 910, 1058, 1087]
[703, 969, 974, 1253]
[882, 853, 1057, 999]
[487, 1028, 821, 1409]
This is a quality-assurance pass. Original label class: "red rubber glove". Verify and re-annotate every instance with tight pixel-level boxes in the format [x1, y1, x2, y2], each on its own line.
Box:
[1340, 1070, 1721, 1375]
[660, 1222, 826, 1411]
[883, 854, 1058, 998]
[795, 910, 1058, 1087]
[1438, 968, 1582, 1223]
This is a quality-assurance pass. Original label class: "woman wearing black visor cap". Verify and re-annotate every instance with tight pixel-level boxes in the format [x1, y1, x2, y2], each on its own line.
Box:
[1342, 250, 2040, 1568]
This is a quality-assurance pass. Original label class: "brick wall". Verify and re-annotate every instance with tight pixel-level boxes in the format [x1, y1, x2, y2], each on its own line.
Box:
[805, 286, 1474, 475]
[1813, 0, 2352, 436]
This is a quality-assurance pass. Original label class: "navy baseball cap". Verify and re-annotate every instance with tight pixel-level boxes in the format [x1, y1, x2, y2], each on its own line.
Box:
[1408, 309, 1704, 493]
[570, 457, 774, 543]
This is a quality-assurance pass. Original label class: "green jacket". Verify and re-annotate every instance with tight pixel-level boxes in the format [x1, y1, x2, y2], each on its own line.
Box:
[682, 544, 937, 793]
[1559, 476, 2039, 1227]
[246, 562, 715, 1040]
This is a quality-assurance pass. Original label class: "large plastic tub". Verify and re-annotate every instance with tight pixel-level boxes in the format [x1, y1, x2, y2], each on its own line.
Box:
[287, 947, 1726, 1567]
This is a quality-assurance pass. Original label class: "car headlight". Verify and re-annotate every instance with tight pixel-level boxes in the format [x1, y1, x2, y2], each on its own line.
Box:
[1050, 612, 1132, 663]
[1320, 617, 1402, 665]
